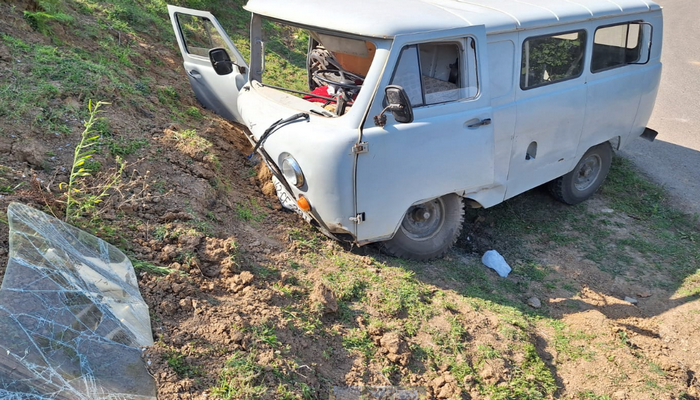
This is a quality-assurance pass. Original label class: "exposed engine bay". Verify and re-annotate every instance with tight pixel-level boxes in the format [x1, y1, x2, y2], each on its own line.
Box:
[303, 33, 376, 116]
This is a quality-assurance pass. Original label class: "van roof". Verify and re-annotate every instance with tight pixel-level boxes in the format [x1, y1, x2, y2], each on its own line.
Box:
[244, 0, 661, 37]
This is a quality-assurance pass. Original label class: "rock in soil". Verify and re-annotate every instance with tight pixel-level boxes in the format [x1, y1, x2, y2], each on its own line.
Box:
[527, 296, 542, 309]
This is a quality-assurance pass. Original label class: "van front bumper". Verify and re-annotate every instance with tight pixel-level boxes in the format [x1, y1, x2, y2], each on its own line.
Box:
[271, 176, 355, 243]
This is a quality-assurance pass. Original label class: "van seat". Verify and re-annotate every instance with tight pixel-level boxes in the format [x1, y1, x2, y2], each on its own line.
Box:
[423, 76, 476, 103]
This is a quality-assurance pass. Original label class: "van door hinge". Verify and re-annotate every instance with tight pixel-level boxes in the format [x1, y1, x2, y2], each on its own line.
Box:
[349, 212, 365, 224]
[352, 142, 369, 154]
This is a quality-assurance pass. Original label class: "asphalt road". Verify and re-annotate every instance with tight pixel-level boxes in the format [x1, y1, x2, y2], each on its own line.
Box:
[619, 0, 700, 217]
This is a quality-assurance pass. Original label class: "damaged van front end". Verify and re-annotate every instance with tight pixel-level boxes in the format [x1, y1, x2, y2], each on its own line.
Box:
[237, 14, 395, 243]
[168, 4, 390, 243]
[236, 82, 361, 241]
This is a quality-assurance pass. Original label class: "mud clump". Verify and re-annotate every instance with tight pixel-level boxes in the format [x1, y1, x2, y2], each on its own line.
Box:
[478, 358, 509, 385]
[430, 374, 461, 399]
[198, 237, 237, 278]
[377, 331, 410, 366]
[227, 270, 254, 293]
[310, 281, 338, 313]
[12, 140, 47, 167]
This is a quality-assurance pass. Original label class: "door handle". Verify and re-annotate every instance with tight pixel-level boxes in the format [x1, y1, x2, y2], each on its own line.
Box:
[467, 118, 492, 128]
[187, 70, 202, 79]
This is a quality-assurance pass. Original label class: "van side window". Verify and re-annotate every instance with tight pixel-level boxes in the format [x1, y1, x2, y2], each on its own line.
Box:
[390, 39, 478, 106]
[176, 13, 232, 57]
[592, 23, 641, 72]
[520, 30, 586, 90]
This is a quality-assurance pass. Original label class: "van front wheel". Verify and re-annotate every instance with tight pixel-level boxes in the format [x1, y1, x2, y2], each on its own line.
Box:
[549, 142, 612, 205]
[381, 194, 464, 261]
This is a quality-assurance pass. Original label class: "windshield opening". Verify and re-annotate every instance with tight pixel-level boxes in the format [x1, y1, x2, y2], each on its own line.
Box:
[259, 18, 377, 117]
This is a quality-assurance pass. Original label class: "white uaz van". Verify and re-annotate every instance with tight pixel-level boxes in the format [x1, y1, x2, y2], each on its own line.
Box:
[167, 0, 662, 260]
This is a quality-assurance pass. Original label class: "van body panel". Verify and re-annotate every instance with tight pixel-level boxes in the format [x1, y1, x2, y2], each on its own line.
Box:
[484, 36, 517, 207]
[625, 62, 662, 148]
[580, 64, 644, 156]
[237, 84, 359, 235]
[624, 11, 663, 149]
[504, 25, 589, 200]
[244, 0, 660, 38]
[505, 82, 587, 200]
[167, 5, 249, 122]
[356, 26, 494, 243]
[578, 11, 662, 157]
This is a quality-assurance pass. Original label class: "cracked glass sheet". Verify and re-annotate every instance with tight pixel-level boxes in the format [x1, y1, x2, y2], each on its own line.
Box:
[0, 202, 156, 399]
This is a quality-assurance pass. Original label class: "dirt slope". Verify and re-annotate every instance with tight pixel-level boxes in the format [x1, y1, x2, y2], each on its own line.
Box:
[1, 1, 699, 399]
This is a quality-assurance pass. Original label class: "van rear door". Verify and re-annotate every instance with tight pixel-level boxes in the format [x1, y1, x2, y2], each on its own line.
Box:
[167, 5, 248, 122]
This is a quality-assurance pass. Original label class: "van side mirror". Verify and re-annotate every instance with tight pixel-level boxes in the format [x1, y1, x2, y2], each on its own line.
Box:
[373, 85, 414, 127]
[209, 48, 246, 75]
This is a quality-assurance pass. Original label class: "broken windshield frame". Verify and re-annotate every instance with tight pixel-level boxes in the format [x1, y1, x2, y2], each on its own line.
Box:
[250, 16, 378, 118]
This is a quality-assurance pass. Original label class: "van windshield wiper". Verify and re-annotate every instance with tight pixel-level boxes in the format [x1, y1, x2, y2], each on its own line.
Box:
[247, 113, 309, 159]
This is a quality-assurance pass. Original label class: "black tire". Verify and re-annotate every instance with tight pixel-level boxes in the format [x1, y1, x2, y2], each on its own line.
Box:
[549, 142, 613, 205]
[381, 194, 464, 261]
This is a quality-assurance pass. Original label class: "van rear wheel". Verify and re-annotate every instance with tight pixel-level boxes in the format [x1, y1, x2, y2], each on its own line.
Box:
[381, 194, 464, 261]
[549, 142, 612, 205]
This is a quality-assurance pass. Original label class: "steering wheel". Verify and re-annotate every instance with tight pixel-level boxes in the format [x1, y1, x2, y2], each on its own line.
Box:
[312, 69, 364, 90]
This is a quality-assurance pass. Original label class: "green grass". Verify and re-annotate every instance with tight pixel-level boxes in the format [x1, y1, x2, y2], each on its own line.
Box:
[186, 106, 204, 120]
[0, 182, 24, 194]
[211, 351, 267, 399]
[1, 35, 116, 130]
[107, 138, 149, 157]
[236, 199, 266, 223]
[577, 391, 612, 400]
[517, 261, 551, 282]
[466, 155, 700, 288]
[476, 344, 501, 360]
[0, 0, 229, 133]
[172, 128, 212, 149]
[288, 228, 322, 251]
[250, 323, 280, 348]
[24, 1, 74, 36]
[486, 343, 557, 400]
[550, 320, 597, 361]
[165, 350, 203, 378]
[132, 260, 183, 276]
[375, 269, 430, 317]
[342, 328, 375, 360]
[324, 270, 369, 302]
[281, 304, 323, 336]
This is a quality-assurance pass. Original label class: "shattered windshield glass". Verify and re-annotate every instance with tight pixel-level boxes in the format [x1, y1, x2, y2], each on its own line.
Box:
[0, 202, 156, 399]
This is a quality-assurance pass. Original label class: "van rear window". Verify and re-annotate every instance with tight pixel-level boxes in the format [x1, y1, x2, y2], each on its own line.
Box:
[592, 23, 642, 72]
[520, 30, 586, 90]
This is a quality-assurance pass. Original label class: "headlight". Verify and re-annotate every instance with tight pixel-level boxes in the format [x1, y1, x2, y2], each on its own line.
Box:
[281, 154, 304, 188]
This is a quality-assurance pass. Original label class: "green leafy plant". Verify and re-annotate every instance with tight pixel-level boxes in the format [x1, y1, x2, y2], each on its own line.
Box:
[61, 100, 123, 223]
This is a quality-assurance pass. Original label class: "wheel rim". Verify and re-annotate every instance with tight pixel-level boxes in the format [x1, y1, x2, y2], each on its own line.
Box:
[400, 198, 445, 241]
[574, 154, 602, 191]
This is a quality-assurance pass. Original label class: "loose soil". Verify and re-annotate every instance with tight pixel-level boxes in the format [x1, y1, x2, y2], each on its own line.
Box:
[0, 2, 698, 399]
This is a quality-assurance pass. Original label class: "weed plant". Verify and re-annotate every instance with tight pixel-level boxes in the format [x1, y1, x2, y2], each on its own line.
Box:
[61, 101, 124, 222]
